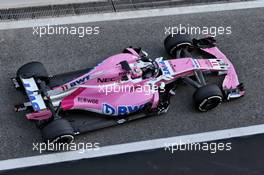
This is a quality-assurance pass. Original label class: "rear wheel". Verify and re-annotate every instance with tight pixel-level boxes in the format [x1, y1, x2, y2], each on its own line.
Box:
[41, 119, 75, 144]
[17, 61, 48, 79]
[193, 84, 223, 112]
[164, 33, 192, 56]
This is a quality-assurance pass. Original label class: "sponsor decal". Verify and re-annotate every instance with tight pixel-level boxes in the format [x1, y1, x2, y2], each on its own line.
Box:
[22, 78, 47, 111]
[23, 83, 41, 111]
[77, 97, 98, 104]
[69, 75, 90, 87]
[97, 77, 116, 83]
[102, 103, 145, 116]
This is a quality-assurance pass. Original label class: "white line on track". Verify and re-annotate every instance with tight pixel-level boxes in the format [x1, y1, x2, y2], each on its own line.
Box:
[0, 0, 107, 9]
[1, 123, 264, 171]
[0, 1, 264, 30]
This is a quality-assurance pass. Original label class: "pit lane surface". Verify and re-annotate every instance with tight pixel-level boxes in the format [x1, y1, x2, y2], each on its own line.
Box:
[0, 7, 263, 160]
[7, 134, 264, 175]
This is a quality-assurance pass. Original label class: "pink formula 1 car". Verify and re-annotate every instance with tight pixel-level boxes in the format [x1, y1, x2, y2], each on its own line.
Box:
[13, 34, 245, 143]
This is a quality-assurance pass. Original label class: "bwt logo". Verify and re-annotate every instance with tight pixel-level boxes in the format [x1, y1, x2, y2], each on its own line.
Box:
[23, 83, 41, 111]
[102, 103, 145, 115]
[69, 75, 90, 87]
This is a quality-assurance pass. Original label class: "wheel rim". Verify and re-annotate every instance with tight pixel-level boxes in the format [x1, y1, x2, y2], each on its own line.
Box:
[170, 43, 192, 56]
[199, 96, 222, 112]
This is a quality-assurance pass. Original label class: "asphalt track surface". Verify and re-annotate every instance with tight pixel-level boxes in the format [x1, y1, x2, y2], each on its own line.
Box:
[0, 7, 263, 160]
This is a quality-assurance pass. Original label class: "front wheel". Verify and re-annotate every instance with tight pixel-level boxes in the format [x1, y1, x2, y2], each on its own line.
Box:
[164, 33, 192, 57]
[193, 84, 223, 112]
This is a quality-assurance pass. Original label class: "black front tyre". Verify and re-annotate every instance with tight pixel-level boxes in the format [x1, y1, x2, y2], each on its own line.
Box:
[164, 33, 192, 56]
[17, 61, 48, 79]
[41, 119, 75, 144]
[193, 84, 223, 112]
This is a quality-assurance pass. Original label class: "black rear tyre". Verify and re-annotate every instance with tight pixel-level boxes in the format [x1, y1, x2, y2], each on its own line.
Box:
[17, 61, 48, 79]
[193, 84, 223, 112]
[164, 33, 192, 56]
[41, 119, 75, 144]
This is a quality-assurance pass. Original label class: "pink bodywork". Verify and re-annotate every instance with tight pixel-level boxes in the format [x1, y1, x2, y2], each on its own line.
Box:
[60, 51, 159, 116]
[27, 47, 244, 119]
[26, 109, 52, 120]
